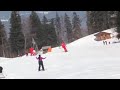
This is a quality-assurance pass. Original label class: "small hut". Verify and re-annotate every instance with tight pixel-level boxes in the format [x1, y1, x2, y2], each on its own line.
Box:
[94, 32, 112, 41]
[41, 46, 51, 54]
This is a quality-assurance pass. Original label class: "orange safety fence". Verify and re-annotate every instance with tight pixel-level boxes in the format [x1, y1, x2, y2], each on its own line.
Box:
[47, 47, 52, 52]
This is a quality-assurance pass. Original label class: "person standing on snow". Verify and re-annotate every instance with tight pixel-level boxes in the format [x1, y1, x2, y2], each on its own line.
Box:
[61, 41, 68, 52]
[38, 48, 43, 55]
[0, 66, 3, 73]
[105, 41, 107, 45]
[33, 50, 36, 56]
[36, 55, 46, 71]
[103, 41, 105, 45]
[29, 47, 34, 56]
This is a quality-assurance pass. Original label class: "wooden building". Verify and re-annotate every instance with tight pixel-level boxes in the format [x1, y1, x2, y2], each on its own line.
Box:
[94, 32, 112, 41]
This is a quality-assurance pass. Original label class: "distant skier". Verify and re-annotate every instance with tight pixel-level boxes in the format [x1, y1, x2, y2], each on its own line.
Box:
[105, 41, 107, 45]
[33, 50, 36, 56]
[61, 41, 68, 52]
[103, 41, 105, 45]
[0, 66, 5, 78]
[36, 55, 46, 71]
[104, 41, 107, 45]
[0, 66, 3, 73]
[38, 48, 43, 55]
[29, 47, 34, 56]
[26, 52, 28, 56]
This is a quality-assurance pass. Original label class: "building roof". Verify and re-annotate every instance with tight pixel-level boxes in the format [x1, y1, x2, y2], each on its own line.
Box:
[94, 32, 111, 36]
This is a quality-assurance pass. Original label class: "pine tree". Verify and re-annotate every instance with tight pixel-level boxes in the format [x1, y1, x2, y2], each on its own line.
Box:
[117, 11, 120, 33]
[108, 11, 117, 28]
[87, 11, 93, 34]
[94, 11, 105, 32]
[87, 11, 118, 35]
[41, 15, 49, 46]
[103, 11, 110, 29]
[64, 13, 73, 43]
[0, 21, 5, 46]
[43, 15, 48, 24]
[72, 12, 82, 41]
[60, 16, 68, 43]
[41, 16, 57, 47]
[87, 11, 111, 35]
[29, 11, 41, 35]
[29, 11, 42, 49]
[49, 18, 58, 47]
[9, 11, 25, 57]
[21, 17, 32, 51]
[55, 12, 62, 46]
[46, 18, 57, 47]
[0, 21, 8, 57]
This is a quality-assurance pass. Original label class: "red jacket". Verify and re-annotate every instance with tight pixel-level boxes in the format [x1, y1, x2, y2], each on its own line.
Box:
[61, 42, 66, 48]
[29, 47, 34, 53]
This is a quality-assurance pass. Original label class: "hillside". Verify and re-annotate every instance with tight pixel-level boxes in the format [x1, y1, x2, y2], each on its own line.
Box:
[1, 28, 120, 79]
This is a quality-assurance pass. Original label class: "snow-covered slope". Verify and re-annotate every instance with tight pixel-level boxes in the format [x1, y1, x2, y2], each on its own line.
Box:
[1, 28, 120, 79]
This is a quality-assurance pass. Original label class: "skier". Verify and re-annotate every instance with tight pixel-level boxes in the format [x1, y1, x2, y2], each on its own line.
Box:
[26, 52, 28, 56]
[105, 41, 107, 45]
[0, 66, 3, 73]
[61, 41, 68, 52]
[36, 55, 46, 71]
[29, 47, 34, 56]
[33, 50, 36, 56]
[0, 66, 5, 78]
[37, 48, 43, 55]
[103, 41, 105, 45]
[25, 50, 28, 56]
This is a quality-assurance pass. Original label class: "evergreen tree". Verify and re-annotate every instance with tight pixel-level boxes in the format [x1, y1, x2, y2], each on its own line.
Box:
[108, 11, 117, 28]
[55, 12, 62, 46]
[0, 21, 8, 57]
[60, 16, 68, 43]
[87, 11, 93, 34]
[46, 19, 57, 47]
[0, 21, 5, 45]
[30, 11, 41, 35]
[64, 13, 73, 43]
[41, 16, 57, 47]
[72, 12, 82, 41]
[43, 15, 48, 24]
[21, 17, 32, 51]
[41, 15, 49, 46]
[87, 11, 103, 34]
[9, 11, 25, 57]
[29, 11, 42, 49]
[94, 11, 105, 32]
[117, 11, 120, 33]
[49, 18, 58, 46]
[87, 11, 117, 35]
